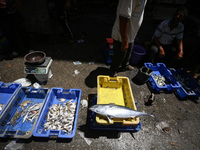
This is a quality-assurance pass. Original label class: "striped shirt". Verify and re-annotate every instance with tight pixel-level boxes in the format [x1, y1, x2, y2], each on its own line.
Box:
[154, 19, 184, 45]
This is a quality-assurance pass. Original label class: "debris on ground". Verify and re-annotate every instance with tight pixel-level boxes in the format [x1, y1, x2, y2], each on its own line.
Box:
[170, 142, 179, 147]
[33, 82, 41, 89]
[156, 121, 170, 133]
[78, 132, 92, 146]
[73, 61, 82, 65]
[178, 129, 183, 134]
[161, 97, 166, 103]
[162, 127, 170, 133]
[13, 78, 32, 87]
[4, 140, 24, 150]
[89, 61, 95, 65]
[175, 105, 188, 113]
[80, 99, 88, 108]
[74, 70, 80, 76]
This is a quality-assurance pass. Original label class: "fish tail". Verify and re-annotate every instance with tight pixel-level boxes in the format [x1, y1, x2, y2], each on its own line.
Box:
[149, 114, 155, 118]
[149, 110, 160, 121]
[149, 113, 160, 122]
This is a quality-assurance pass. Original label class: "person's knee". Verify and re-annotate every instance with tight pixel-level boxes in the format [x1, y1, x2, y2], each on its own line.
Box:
[150, 45, 159, 53]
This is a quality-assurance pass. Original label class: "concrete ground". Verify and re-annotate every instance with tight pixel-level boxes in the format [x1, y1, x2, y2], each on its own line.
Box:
[0, 1, 200, 150]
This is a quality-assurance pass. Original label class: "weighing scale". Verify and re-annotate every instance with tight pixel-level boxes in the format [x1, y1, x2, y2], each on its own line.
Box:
[24, 57, 53, 74]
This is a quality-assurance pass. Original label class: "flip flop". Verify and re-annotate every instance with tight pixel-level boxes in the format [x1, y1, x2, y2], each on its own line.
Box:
[145, 93, 155, 106]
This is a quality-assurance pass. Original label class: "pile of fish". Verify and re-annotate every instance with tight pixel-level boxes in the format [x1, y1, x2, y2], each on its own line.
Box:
[0, 103, 5, 112]
[8, 100, 42, 127]
[153, 74, 166, 86]
[43, 99, 76, 133]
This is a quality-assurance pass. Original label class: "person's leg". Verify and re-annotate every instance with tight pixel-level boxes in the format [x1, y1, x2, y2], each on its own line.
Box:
[55, 1, 74, 42]
[110, 40, 126, 74]
[151, 44, 165, 64]
[163, 44, 177, 67]
[147, 44, 159, 63]
[121, 42, 134, 68]
[64, 10, 74, 40]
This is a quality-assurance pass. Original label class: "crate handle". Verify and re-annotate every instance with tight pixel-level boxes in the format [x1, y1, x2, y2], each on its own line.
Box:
[1, 83, 8, 88]
[50, 130, 59, 136]
[62, 90, 70, 94]
[0, 82, 3, 86]
[31, 89, 39, 93]
[109, 77, 121, 83]
[6, 130, 17, 136]
[110, 79, 117, 82]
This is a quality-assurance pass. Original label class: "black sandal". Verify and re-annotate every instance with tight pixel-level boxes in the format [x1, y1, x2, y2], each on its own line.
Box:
[145, 93, 155, 106]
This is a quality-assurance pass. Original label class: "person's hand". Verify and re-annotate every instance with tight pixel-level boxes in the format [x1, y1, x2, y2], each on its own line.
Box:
[13, 0, 22, 11]
[159, 47, 165, 58]
[177, 51, 183, 59]
[121, 41, 128, 52]
[64, 0, 71, 10]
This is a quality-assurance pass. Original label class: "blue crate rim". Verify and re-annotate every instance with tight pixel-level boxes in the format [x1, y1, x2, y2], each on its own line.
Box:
[33, 87, 82, 139]
[0, 82, 22, 117]
[169, 68, 200, 98]
[0, 86, 49, 139]
[144, 63, 181, 91]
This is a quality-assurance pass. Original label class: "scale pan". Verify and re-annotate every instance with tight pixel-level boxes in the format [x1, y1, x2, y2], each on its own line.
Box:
[24, 51, 46, 64]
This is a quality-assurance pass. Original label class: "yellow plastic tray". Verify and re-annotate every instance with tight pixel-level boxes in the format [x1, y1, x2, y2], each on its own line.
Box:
[96, 75, 139, 125]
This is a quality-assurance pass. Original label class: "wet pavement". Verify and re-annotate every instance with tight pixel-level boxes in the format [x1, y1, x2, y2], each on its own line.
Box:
[0, 2, 200, 150]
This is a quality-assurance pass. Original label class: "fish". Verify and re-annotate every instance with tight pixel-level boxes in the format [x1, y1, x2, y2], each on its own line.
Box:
[58, 98, 66, 102]
[89, 103, 155, 123]
[8, 108, 22, 128]
[44, 100, 76, 132]
[19, 100, 33, 111]
[0, 103, 5, 112]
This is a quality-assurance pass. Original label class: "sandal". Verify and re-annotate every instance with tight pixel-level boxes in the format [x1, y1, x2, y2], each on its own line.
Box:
[145, 93, 155, 106]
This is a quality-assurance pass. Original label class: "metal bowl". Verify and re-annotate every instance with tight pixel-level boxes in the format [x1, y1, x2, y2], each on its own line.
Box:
[24, 51, 46, 64]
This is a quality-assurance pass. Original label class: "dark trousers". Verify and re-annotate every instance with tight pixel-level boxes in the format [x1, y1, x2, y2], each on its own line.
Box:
[55, 2, 74, 39]
[148, 43, 181, 68]
[110, 40, 134, 72]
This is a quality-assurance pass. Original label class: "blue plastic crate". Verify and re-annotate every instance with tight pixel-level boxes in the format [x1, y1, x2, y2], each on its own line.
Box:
[33, 88, 81, 138]
[144, 63, 181, 91]
[0, 87, 49, 138]
[170, 68, 200, 98]
[0, 82, 21, 117]
[102, 44, 113, 65]
[90, 97, 141, 132]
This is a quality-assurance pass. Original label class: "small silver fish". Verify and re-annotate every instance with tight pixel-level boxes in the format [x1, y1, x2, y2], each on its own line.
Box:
[0, 103, 5, 112]
[89, 103, 155, 123]
[58, 98, 66, 102]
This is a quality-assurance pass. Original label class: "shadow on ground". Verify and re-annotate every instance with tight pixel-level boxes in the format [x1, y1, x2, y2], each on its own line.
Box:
[85, 67, 110, 88]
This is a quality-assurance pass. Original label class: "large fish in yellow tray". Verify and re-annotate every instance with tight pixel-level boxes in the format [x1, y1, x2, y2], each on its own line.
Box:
[89, 103, 155, 123]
